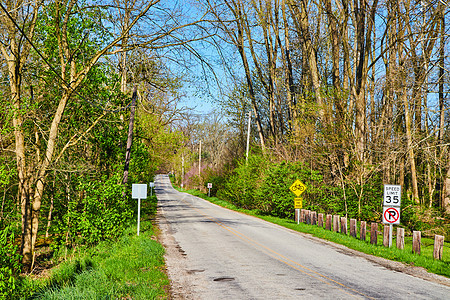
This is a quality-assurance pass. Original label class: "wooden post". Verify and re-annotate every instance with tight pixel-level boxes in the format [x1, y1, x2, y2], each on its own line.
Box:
[340, 217, 347, 235]
[305, 210, 311, 224]
[350, 219, 357, 238]
[300, 209, 305, 223]
[311, 211, 317, 225]
[433, 235, 444, 260]
[199, 140, 202, 178]
[295, 209, 299, 224]
[326, 214, 332, 230]
[370, 223, 378, 245]
[122, 87, 138, 189]
[383, 225, 390, 247]
[318, 213, 324, 228]
[333, 215, 340, 233]
[360, 221, 366, 241]
[396, 228, 405, 250]
[412, 231, 421, 255]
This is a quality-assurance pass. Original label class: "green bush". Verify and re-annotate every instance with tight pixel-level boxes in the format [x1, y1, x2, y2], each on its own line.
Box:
[68, 174, 133, 246]
[217, 156, 341, 217]
[33, 196, 168, 299]
[0, 225, 22, 299]
[202, 168, 228, 197]
[342, 173, 384, 220]
[217, 155, 269, 209]
[257, 161, 332, 218]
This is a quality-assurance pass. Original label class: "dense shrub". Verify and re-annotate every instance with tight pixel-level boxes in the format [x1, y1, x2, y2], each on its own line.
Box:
[0, 226, 22, 299]
[67, 174, 133, 246]
[216, 154, 388, 220]
[217, 155, 269, 209]
[202, 167, 229, 197]
[256, 161, 339, 218]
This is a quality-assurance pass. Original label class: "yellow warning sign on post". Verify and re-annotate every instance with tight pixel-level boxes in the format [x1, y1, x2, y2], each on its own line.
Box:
[294, 198, 303, 209]
[289, 179, 307, 197]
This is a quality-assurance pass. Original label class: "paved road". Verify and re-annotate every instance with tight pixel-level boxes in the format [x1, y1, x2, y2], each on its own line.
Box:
[156, 175, 450, 299]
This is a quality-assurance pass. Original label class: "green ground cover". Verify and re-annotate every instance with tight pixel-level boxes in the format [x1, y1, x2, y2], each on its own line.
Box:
[26, 195, 169, 299]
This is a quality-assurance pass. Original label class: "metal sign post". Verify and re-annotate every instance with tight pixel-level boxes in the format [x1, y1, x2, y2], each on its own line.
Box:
[137, 198, 141, 235]
[132, 184, 147, 236]
[294, 198, 303, 224]
[383, 184, 401, 247]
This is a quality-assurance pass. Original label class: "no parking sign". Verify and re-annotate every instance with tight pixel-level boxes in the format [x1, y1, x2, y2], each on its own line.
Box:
[383, 206, 400, 225]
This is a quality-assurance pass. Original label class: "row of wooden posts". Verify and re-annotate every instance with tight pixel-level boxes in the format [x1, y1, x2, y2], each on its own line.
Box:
[296, 209, 445, 260]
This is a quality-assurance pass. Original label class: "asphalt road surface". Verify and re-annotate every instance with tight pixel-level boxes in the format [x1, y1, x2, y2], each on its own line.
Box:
[155, 175, 450, 299]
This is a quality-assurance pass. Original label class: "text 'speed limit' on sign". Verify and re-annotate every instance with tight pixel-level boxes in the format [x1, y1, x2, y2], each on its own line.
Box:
[383, 184, 401, 207]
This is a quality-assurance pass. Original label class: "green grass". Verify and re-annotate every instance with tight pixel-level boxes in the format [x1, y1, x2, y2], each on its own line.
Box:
[176, 187, 450, 278]
[29, 195, 169, 299]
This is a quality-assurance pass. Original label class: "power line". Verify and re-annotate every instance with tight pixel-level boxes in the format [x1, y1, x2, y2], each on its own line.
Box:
[0, 2, 133, 113]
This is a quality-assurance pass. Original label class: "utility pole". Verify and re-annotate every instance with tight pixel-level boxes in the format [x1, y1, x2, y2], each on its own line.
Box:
[122, 86, 138, 192]
[246, 111, 251, 162]
[199, 140, 202, 177]
[181, 154, 185, 188]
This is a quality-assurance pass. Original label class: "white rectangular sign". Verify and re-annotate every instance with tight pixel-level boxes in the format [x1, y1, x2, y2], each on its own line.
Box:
[132, 184, 147, 199]
[207, 183, 212, 189]
[383, 184, 401, 206]
[383, 206, 401, 225]
[149, 182, 155, 188]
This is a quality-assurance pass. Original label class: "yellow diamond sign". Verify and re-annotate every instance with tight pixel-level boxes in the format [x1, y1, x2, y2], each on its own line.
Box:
[289, 180, 306, 197]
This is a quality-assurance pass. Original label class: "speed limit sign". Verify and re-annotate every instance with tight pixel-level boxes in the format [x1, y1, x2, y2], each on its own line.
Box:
[383, 184, 401, 207]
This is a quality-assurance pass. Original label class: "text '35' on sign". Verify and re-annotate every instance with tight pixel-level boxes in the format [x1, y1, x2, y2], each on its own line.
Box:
[383, 184, 401, 207]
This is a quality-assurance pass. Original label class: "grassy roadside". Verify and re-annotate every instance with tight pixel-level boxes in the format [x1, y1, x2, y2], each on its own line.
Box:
[176, 187, 450, 278]
[25, 195, 169, 299]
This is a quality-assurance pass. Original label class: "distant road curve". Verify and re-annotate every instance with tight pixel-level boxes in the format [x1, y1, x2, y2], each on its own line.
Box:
[156, 174, 450, 299]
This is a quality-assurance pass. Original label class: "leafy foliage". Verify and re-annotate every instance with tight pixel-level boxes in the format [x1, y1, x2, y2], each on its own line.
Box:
[31, 196, 168, 299]
[217, 155, 269, 209]
[257, 161, 334, 218]
[0, 226, 22, 299]
[216, 154, 388, 220]
[68, 174, 133, 246]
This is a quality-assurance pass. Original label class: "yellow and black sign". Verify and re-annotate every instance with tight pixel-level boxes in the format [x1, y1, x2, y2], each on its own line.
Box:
[289, 179, 307, 197]
[294, 198, 303, 209]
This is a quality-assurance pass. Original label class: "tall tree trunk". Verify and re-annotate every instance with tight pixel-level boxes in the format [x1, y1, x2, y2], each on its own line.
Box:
[354, 0, 366, 162]
[11, 68, 34, 270]
[341, 0, 350, 92]
[401, 86, 420, 204]
[234, 1, 266, 150]
[122, 86, 138, 187]
[324, 0, 340, 90]
[281, 0, 296, 134]
[288, 0, 324, 120]
[0, 1, 40, 271]
[261, 2, 278, 143]
[439, 7, 446, 210]
[443, 151, 450, 213]
[45, 173, 56, 239]
[383, 1, 396, 183]
[439, 9, 445, 145]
